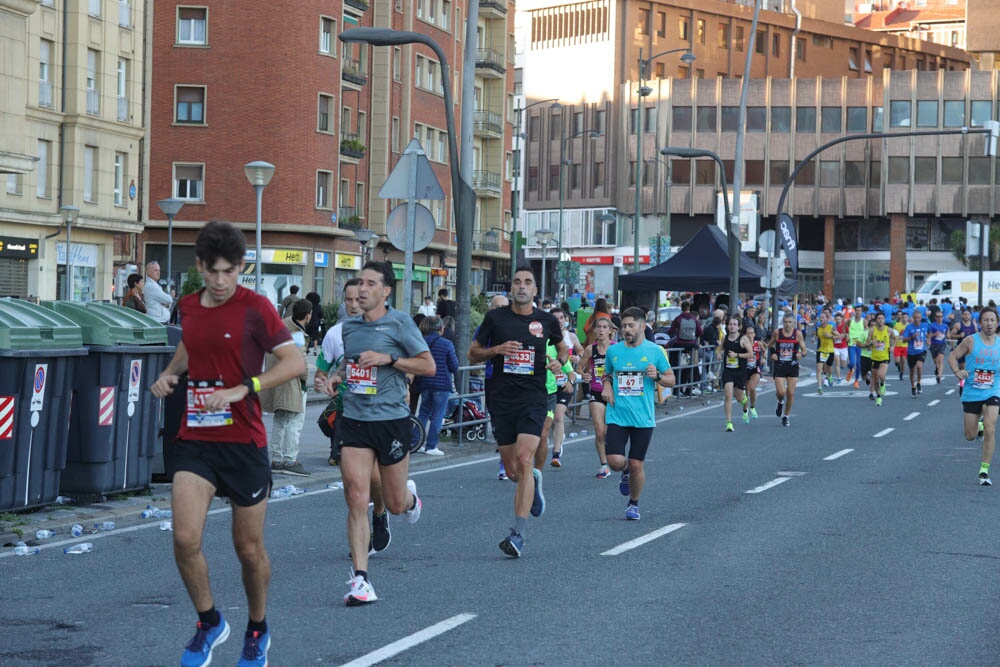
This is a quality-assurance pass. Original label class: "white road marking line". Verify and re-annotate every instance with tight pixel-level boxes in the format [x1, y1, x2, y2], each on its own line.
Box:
[601, 523, 687, 556]
[340, 613, 478, 667]
[928, 399, 940, 406]
[824, 449, 854, 460]
[873, 428, 894, 438]
[946, 389, 956, 395]
[776, 471, 808, 476]
[904, 412, 920, 421]
[745, 477, 791, 494]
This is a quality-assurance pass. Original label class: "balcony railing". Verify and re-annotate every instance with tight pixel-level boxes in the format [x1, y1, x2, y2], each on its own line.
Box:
[475, 48, 506, 77]
[340, 132, 366, 159]
[39, 80, 53, 108]
[472, 170, 502, 196]
[480, 0, 507, 17]
[338, 207, 360, 229]
[117, 96, 128, 121]
[86, 88, 100, 115]
[473, 109, 503, 137]
[344, 0, 369, 11]
[342, 57, 368, 86]
[119, 0, 131, 27]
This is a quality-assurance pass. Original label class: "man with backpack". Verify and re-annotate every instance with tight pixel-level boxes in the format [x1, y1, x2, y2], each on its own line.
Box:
[668, 301, 702, 396]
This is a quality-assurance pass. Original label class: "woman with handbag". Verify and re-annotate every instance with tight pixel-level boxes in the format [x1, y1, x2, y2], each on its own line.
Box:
[122, 273, 147, 313]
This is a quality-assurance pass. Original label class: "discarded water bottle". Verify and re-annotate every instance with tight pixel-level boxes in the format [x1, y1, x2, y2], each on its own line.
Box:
[94, 521, 115, 531]
[159, 521, 173, 531]
[54, 495, 75, 505]
[569, 432, 579, 438]
[64, 543, 93, 554]
[70, 524, 84, 537]
[34, 529, 54, 540]
[326, 482, 342, 490]
[142, 506, 172, 519]
[271, 484, 303, 498]
[15, 542, 40, 556]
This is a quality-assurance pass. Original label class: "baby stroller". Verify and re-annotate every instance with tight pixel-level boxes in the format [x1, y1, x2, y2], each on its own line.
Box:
[442, 399, 487, 441]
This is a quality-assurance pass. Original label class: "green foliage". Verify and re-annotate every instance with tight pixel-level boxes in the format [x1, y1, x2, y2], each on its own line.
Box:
[950, 226, 1000, 270]
[470, 293, 489, 315]
[340, 138, 366, 154]
[470, 308, 484, 336]
[181, 266, 203, 296]
[323, 302, 339, 327]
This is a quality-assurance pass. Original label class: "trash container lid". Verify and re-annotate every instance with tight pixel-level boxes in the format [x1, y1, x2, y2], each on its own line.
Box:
[0, 297, 85, 350]
[40, 301, 169, 346]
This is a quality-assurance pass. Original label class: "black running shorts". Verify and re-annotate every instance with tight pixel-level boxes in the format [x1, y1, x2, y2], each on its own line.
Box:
[907, 351, 927, 368]
[605, 424, 654, 461]
[338, 416, 412, 466]
[963, 396, 1000, 414]
[489, 400, 547, 446]
[773, 361, 799, 378]
[721, 368, 747, 390]
[173, 440, 271, 507]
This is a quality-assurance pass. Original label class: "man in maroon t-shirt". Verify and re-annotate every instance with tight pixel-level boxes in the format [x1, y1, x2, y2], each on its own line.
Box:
[151, 221, 305, 667]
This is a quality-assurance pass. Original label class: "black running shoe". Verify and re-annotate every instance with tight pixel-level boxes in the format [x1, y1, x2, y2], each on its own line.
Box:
[371, 511, 390, 553]
[979, 472, 992, 486]
[775, 401, 783, 418]
[782, 416, 790, 427]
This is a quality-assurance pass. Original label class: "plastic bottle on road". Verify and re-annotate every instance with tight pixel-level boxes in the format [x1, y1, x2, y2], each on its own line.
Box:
[54, 495, 75, 505]
[70, 524, 84, 537]
[94, 521, 115, 531]
[34, 529, 54, 540]
[14, 542, 40, 556]
[64, 543, 94, 554]
[141, 506, 172, 519]
[160, 521, 173, 531]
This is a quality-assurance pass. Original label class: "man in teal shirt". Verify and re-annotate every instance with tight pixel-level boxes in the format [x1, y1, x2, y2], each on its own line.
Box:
[601, 307, 675, 521]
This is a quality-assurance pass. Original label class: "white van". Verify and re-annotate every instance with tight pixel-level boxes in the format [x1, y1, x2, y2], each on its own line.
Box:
[915, 271, 1000, 306]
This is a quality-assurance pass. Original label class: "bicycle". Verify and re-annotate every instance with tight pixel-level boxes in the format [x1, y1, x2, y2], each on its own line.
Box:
[409, 413, 426, 453]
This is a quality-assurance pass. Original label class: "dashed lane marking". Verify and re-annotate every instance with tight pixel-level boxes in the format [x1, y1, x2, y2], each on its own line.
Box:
[928, 399, 940, 406]
[904, 412, 920, 421]
[340, 613, 478, 667]
[745, 477, 792, 494]
[824, 449, 853, 460]
[946, 389, 956, 396]
[601, 523, 687, 556]
[873, 428, 895, 438]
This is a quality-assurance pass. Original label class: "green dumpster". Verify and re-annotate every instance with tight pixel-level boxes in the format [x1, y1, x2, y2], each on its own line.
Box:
[41, 302, 174, 498]
[0, 298, 86, 511]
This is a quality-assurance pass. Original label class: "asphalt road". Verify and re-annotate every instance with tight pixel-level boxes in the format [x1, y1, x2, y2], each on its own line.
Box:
[2, 370, 998, 666]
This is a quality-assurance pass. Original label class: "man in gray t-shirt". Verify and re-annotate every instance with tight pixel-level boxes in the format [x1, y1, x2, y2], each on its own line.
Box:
[323, 261, 435, 606]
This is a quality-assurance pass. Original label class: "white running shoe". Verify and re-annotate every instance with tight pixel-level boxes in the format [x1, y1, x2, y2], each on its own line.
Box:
[404, 479, 422, 524]
[345, 571, 378, 606]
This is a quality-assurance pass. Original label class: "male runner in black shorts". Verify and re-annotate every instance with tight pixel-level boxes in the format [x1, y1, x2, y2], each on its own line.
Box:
[469, 267, 569, 557]
[151, 221, 306, 667]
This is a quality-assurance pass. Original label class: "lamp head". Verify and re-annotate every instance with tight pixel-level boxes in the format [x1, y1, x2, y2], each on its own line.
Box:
[638, 86, 653, 97]
[680, 52, 696, 65]
[59, 204, 79, 224]
[353, 228, 376, 245]
[661, 147, 709, 159]
[535, 228, 554, 246]
[156, 198, 185, 217]
[244, 161, 275, 187]
[339, 28, 422, 47]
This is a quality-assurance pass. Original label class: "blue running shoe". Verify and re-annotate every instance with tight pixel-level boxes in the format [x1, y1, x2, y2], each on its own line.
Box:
[619, 471, 630, 497]
[625, 504, 641, 521]
[236, 629, 270, 667]
[499, 529, 523, 558]
[530, 468, 545, 517]
[180, 616, 230, 667]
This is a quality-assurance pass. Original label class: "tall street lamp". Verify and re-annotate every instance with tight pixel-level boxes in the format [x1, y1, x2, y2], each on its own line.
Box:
[243, 161, 275, 295]
[340, 28, 476, 363]
[535, 228, 554, 302]
[156, 198, 185, 294]
[59, 205, 79, 301]
[558, 128, 601, 299]
[514, 98, 561, 269]
[661, 147, 737, 302]
[633, 48, 695, 273]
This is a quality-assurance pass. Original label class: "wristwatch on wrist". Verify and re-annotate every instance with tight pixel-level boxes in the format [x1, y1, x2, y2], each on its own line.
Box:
[389, 353, 399, 366]
[242, 378, 257, 395]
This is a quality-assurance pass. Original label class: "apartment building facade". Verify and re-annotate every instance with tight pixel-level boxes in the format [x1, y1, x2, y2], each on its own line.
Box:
[516, 0, 975, 300]
[0, 0, 146, 301]
[142, 0, 515, 308]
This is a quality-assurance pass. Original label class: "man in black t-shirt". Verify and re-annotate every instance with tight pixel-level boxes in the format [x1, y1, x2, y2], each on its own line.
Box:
[470, 267, 568, 558]
[436, 288, 457, 319]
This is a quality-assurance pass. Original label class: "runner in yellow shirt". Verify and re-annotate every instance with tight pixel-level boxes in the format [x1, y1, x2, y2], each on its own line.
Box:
[892, 311, 909, 381]
[815, 308, 835, 395]
[867, 311, 896, 407]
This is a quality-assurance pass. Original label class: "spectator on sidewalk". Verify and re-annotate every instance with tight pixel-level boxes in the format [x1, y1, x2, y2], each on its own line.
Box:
[143, 260, 173, 324]
[122, 273, 147, 314]
[418, 295, 437, 317]
[669, 301, 702, 396]
[260, 299, 311, 476]
[436, 288, 457, 319]
[278, 284, 300, 319]
[415, 316, 459, 456]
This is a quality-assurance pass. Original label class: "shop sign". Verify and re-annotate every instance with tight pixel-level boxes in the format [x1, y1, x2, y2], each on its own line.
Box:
[335, 253, 361, 271]
[0, 236, 39, 259]
[242, 248, 307, 264]
[314, 251, 330, 268]
[56, 242, 98, 267]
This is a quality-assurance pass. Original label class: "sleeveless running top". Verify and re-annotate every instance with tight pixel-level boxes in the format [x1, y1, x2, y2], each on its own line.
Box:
[747, 340, 762, 370]
[959, 322, 978, 339]
[775, 329, 799, 364]
[870, 326, 891, 362]
[722, 335, 747, 373]
[589, 343, 607, 393]
[962, 334, 1000, 403]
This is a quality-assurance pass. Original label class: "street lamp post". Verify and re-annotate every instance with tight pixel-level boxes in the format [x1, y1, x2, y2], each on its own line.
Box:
[353, 227, 379, 263]
[634, 48, 695, 273]
[536, 228, 554, 302]
[558, 128, 601, 299]
[514, 99, 561, 270]
[243, 161, 275, 295]
[661, 147, 738, 302]
[59, 205, 79, 301]
[339, 28, 476, 364]
[156, 198, 185, 295]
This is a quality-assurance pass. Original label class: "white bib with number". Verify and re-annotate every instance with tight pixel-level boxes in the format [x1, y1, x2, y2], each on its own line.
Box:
[187, 383, 233, 428]
[503, 348, 536, 375]
[617, 371, 644, 397]
[346, 362, 378, 395]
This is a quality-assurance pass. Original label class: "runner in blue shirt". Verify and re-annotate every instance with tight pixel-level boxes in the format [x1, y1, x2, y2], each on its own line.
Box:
[902, 309, 930, 397]
[927, 310, 950, 384]
[601, 307, 674, 521]
[948, 307, 1000, 485]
